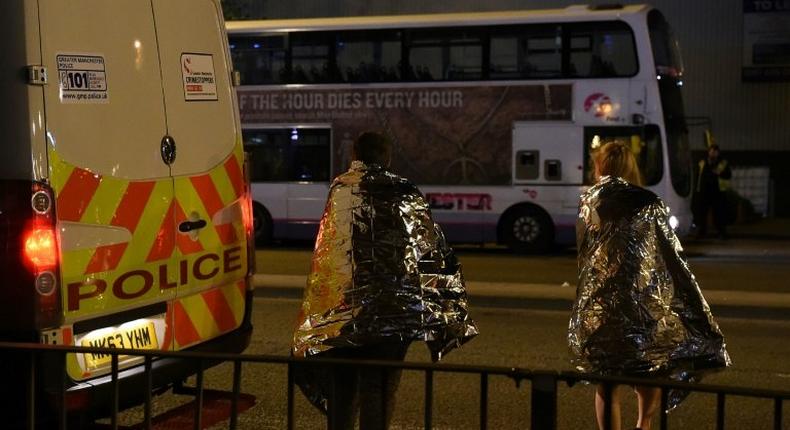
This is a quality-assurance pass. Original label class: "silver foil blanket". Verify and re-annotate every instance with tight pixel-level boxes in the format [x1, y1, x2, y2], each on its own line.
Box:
[293, 161, 478, 360]
[568, 176, 730, 409]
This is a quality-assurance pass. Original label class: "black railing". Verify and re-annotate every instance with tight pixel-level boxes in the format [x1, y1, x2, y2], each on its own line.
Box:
[2, 341, 787, 430]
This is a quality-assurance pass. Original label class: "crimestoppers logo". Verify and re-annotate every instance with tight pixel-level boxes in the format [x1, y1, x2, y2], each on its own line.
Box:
[583, 92, 613, 118]
[182, 56, 192, 74]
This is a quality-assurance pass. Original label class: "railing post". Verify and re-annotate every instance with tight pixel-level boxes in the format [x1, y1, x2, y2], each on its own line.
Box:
[27, 351, 36, 430]
[531, 373, 557, 430]
[111, 354, 119, 430]
[716, 392, 725, 430]
[230, 360, 242, 430]
[144, 356, 153, 430]
[660, 387, 668, 430]
[328, 363, 336, 430]
[380, 367, 387, 430]
[287, 362, 295, 430]
[480, 372, 488, 430]
[599, 382, 614, 430]
[424, 370, 434, 430]
[194, 359, 204, 430]
[59, 352, 68, 430]
[774, 397, 782, 430]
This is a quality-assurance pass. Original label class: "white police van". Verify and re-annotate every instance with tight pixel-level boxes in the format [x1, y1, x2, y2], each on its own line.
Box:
[0, 0, 254, 420]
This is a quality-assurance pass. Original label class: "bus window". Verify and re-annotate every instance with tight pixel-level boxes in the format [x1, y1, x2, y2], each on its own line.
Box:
[335, 30, 402, 82]
[659, 78, 692, 197]
[229, 35, 287, 85]
[650, 9, 691, 197]
[515, 150, 540, 180]
[490, 25, 562, 79]
[407, 28, 483, 81]
[567, 22, 638, 77]
[545, 160, 562, 181]
[583, 125, 663, 186]
[648, 9, 684, 77]
[243, 128, 331, 182]
[291, 33, 335, 83]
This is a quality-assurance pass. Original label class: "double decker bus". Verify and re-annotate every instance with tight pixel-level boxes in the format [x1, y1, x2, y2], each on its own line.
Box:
[227, 4, 692, 253]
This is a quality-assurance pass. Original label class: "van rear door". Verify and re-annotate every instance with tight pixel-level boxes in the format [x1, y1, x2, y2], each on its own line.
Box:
[151, 0, 249, 351]
[37, 0, 175, 379]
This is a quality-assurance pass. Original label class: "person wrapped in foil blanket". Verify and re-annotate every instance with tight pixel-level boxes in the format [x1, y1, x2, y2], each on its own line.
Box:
[569, 174, 731, 410]
[292, 141, 478, 419]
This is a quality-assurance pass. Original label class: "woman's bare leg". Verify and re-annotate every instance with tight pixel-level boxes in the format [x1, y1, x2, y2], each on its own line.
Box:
[635, 386, 662, 430]
[595, 384, 622, 430]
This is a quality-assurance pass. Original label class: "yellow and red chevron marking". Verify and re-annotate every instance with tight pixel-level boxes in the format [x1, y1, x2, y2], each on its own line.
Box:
[223, 153, 245, 199]
[50, 151, 245, 273]
[85, 181, 156, 274]
[49, 145, 249, 318]
[146, 199, 206, 262]
[191, 174, 238, 245]
[187, 154, 245, 246]
[171, 280, 247, 350]
[56, 167, 102, 222]
[161, 302, 175, 351]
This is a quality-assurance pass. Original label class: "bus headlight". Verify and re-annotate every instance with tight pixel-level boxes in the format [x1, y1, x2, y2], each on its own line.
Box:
[669, 215, 679, 231]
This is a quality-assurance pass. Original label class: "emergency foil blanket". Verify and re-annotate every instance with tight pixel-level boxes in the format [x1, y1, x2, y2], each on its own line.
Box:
[292, 161, 478, 410]
[568, 176, 731, 410]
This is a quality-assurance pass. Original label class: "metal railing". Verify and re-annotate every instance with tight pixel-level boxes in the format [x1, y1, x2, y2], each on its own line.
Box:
[2, 341, 788, 430]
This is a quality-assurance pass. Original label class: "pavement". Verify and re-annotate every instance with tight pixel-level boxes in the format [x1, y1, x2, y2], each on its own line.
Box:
[253, 217, 790, 320]
[683, 216, 790, 260]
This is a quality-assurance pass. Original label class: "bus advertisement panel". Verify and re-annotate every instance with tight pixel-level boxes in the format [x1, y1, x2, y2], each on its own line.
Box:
[238, 84, 571, 185]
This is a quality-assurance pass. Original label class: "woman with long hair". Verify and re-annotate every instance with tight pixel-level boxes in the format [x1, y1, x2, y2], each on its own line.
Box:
[569, 141, 730, 430]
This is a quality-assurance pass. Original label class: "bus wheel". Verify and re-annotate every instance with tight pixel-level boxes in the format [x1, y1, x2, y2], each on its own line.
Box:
[252, 202, 272, 246]
[500, 206, 554, 254]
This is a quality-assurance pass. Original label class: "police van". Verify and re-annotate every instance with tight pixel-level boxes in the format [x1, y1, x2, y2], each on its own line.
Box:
[0, 0, 254, 416]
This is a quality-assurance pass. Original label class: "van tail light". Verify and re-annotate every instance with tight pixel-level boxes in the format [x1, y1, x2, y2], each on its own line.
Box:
[0, 181, 62, 335]
[241, 153, 256, 277]
[24, 228, 58, 268]
[22, 183, 62, 329]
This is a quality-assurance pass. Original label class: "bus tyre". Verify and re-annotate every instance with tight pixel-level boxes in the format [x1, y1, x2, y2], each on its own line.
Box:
[501, 206, 554, 254]
[252, 202, 272, 246]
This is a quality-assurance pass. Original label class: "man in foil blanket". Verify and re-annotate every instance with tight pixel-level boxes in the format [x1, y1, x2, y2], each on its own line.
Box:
[292, 131, 478, 430]
[568, 141, 730, 430]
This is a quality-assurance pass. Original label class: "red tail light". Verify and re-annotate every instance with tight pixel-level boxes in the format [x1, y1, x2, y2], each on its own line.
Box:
[24, 228, 58, 269]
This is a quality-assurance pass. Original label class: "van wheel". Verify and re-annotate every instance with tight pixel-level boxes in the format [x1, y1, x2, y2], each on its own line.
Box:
[252, 202, 272, 246]
[500, 206, 554, 254]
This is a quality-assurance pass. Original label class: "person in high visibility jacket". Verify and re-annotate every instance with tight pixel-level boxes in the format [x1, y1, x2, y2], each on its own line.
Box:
[694, 143, 732, 239]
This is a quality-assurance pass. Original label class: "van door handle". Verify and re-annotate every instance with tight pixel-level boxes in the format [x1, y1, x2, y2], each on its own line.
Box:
[178, 219, 207, 232]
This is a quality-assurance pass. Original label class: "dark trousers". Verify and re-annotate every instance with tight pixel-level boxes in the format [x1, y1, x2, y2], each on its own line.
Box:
[695, 191, 728, 237]
[323, 342, 410, 430]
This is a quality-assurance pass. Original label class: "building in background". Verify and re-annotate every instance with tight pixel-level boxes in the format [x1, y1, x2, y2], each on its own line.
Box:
[226, 0, 790, 215]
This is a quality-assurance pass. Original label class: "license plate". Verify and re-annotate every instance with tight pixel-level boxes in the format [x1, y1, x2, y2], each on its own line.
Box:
[80, 320, 159, 370]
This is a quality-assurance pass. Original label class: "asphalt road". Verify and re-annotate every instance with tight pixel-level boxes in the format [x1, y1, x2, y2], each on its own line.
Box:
[112, 297, 790, 429]
[106, 238, 790, 429]
[252, 241, 790, 324]
[254, 240, 790, 294]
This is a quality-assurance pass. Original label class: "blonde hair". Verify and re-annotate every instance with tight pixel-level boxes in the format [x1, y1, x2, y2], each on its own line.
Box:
[594, 141, 644, 186]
